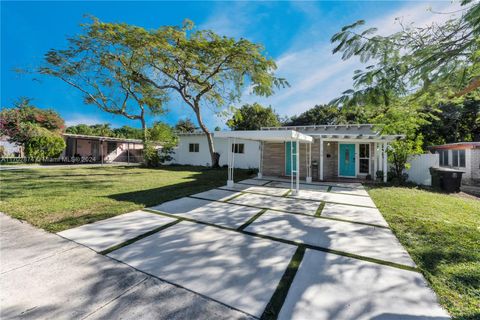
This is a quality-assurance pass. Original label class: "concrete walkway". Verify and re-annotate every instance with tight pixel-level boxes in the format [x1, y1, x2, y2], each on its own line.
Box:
[0, 214, 252, 320]
[2, 178, 450, 319]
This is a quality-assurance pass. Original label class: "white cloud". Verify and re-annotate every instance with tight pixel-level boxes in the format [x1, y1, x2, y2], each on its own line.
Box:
[240, 1, 464, 118]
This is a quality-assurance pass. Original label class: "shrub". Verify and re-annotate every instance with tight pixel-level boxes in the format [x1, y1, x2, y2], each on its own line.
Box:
[143, 144, 161, 167]
[24, 127, 65, 161]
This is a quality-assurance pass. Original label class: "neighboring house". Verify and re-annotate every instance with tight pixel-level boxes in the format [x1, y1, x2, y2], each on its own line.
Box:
[175, 124, 402, 183]
[0, 136, 23, 157]
[172, 132, 260, 169]
[429, 142, 480, 185]
[62, 133, 145, 163]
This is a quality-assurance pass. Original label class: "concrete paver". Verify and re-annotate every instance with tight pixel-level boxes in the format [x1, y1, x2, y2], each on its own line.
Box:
[265, 181, 329, 192]
[191, 189, 242, 201]
[245, 210, 415, 267]
[237, 179, 270, 186]
[150, 197, 262, 228]
[220, 184, 289, 196]
[86, 277, 253, 320]
[321, 203, 389, 227]
[290, 190, 377, 207]
[258, 176, 363, 188]
[330, 186, 370, 196]
[57, 210, 177, 252]
[278, 249, 449, 320]
[229, 193, 321, 215]
[108, 221, 296, 318]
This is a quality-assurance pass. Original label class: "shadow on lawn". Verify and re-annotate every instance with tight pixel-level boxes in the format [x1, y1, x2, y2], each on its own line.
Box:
[108, 167, 250, 208]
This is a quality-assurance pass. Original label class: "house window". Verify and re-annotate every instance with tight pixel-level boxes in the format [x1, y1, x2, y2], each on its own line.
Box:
[452, 150, 466, 167]
[438, 150, 449, 166]
[232, 143, 245, 154]
[107, 142, 117, 155]
[189, 143, 199, 152]
[359, 144, 370, 174]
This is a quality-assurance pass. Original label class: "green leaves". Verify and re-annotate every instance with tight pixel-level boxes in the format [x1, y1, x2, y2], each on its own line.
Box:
[227, 103, 281, 130]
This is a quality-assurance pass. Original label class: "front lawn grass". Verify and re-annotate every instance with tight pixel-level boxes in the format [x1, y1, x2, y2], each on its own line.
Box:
[368, 186, 480, 320]
[0, 165, 252, 232]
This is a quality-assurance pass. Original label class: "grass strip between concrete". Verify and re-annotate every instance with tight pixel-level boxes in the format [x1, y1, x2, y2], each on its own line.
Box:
[189, 194, 389, 229]
[250, 178, 363, 190]
[237, 209, 267, 231]
[143, 208, 418, 273]
[260, 246, 306, 320]
[218, 187, 375, 207]
[315, 202, 325, 217]
[99, 220, 182, 255]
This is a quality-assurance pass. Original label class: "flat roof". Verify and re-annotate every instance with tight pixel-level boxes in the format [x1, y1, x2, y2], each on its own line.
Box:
[214, 130, 314, 143]
[429, 142, 480, 150]
[63, 133, 144, 144]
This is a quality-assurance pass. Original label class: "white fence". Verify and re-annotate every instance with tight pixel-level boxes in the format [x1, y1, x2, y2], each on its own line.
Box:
[404, 153, 439, 186]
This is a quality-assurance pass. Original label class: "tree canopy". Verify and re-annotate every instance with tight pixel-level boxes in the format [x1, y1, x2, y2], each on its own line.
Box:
[39, 17, 167, 141]
[330, 0, 479, 106]
[174, 118, 197, 133]
[39, 18, 287, 166]
[0, 98, 66, 159]
[0, 98, 65, 144]
[227, 103, 280, 130]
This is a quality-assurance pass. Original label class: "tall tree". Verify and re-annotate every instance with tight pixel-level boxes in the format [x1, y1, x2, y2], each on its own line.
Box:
[174, 118, 197, 133]
[227, 103, 280, 130]
[330, 0, 479, 105]
[38, 17, 167, 143]
[132, 20, 288, 167]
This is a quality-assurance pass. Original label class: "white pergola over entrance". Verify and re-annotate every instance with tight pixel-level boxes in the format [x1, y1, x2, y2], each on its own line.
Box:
[215, 130, 314, 195]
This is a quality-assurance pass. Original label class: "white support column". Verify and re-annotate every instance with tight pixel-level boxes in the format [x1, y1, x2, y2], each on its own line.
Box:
[383, 142, 388, 183]
[373, 142, 377, 180]
[319, 137, 324, 181]
[258, 141, 263, 179]
[227, 138, 234, 187]
[290, 140, 294, 191]
[295, 139, 300, 195]
[306, 142, 312, 183]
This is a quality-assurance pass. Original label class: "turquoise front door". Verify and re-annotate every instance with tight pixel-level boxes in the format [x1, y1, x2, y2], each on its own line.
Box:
[285, 141, 297, 176]
[339, 144, 356, 177]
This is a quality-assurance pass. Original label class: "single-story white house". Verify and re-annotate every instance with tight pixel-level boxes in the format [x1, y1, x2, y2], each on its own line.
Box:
[171, 132, 260, 169]
[429, 142, 480, 185]
[172, 124, 403, 193]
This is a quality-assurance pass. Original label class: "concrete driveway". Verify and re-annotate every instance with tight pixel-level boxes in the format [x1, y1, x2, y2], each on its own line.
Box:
[1, 178, 450, 319]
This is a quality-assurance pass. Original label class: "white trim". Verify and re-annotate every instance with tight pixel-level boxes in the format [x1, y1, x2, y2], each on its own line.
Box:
[214, 130, 313, 143]
[319, 137, 324, 181]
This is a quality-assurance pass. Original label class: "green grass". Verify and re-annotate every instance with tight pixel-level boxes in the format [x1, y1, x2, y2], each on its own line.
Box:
[368, 186, 480, 320]
[0, 165, 252, 232]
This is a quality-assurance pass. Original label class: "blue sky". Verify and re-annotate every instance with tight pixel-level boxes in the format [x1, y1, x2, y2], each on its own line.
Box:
[1, 1, 459, 129]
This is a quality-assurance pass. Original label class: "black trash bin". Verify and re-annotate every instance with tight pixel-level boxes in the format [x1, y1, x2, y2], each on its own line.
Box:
[429, 167, 464, 193]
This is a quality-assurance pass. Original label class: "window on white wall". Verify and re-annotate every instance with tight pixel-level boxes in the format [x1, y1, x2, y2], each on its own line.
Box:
[189, 143, 199, 152]
[359, 144, 370, 174]
[438, 150, 449, 166]
[452, 150, 466, 167]
[232, 143, 245, 154]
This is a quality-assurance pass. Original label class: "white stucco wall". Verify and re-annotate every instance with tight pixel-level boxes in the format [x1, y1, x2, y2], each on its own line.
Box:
[172, 135, 260, 169]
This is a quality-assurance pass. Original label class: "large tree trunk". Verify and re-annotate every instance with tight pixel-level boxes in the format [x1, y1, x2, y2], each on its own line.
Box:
[193, 107, 218, 167]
